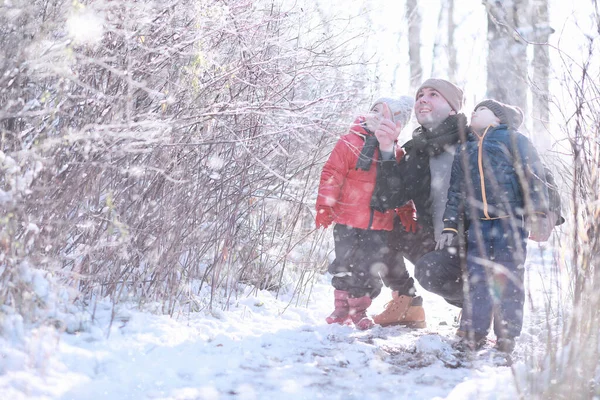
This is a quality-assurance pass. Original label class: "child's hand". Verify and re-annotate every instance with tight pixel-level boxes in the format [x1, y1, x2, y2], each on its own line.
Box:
[315, 206, 334, 229]
[527, 213, 554, 242]
[374, 103, 402, 153]
[396, 202, 418, 233]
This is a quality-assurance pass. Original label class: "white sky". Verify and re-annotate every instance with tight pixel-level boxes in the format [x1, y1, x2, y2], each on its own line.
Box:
[356, 0, 597, 148]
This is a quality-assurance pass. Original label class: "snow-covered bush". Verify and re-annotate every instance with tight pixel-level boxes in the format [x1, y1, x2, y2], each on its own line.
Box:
[0, 0, 375, 328]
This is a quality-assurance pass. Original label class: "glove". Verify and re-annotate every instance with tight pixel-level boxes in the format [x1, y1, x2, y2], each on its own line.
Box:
[315, 207, 335, 229]
[396, 202, 418, 233]
[435, 232, 456, 250]
[527, 213, 554, 242]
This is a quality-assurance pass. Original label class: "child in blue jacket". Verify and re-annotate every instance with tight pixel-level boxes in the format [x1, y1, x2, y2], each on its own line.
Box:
[436, 99, 550, 353]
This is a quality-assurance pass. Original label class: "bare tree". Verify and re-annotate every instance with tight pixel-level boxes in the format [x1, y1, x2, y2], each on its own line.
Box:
[406, 0, 423, 91]
[447, 0, 457, 82]
[484, 0, 529, 114]
[531, 0, 554, 136]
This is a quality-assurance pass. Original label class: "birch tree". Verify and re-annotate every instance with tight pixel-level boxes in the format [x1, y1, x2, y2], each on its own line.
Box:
[484, 0, 529, 115]
[406, 0, 423, 91]
[531, 0, 554, 135]
[447, 0, 458, 82]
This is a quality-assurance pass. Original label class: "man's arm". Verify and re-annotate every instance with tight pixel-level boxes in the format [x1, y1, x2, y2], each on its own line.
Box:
[437, 150, 466, 250]
[441, 147, 466, 234]
[370, 152, 408, 212]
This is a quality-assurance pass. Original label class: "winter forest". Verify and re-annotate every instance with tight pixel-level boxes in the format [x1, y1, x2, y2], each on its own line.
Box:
[1, 0, 599, 399]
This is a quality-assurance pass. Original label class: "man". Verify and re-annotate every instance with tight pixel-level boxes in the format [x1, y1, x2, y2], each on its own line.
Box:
[369, 79, 468, 327]
[369, 78, 563, 326]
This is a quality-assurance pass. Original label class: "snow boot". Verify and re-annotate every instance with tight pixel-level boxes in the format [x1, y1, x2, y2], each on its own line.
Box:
[325, 290, 350, 325]
[453, 332, 488, 352]
[495, 337, 516, 353]
[347, 295, 375, 330]
[372, 292, 426, 328]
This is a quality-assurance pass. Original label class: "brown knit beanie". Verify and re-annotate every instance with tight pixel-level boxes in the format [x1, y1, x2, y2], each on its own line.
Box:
[372, 96, 414, 127]
[416, 78, 464, 112]
[475, 99, 524, 129]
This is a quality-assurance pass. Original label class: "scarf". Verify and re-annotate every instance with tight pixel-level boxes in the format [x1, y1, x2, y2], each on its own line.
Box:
[353, 117, 379, 171]
[408, 113, 468, 157]
[399, 114, 468, 224]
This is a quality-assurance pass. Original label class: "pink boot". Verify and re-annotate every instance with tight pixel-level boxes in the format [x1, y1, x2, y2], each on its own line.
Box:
[347, 296, 375, 330]
[325, 290, 350, 325]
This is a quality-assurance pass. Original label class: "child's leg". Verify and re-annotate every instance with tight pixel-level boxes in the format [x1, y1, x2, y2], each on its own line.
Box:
[492, 265, 525, 339]
[328, 224, 361, 294]
[460, 261, 493, 338]
[383, 220, 435, 296]
[350, 228, 388, 299]
[490, 222, 528, 340]
[328, 225, 385, 299]
[329, 227, 389, 329]
[460, 223, 495, 339]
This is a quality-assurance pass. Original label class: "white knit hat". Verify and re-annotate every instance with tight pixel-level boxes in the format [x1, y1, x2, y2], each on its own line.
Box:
[371, 96, 414, 128]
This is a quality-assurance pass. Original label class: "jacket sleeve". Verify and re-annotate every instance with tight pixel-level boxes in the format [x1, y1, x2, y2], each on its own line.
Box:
[442, 146, 466, 233]
[513, 133, 550, 218]
[370, 145, 410, 212]
[543, 165, 565, 225]
[316, 137, 353, 209]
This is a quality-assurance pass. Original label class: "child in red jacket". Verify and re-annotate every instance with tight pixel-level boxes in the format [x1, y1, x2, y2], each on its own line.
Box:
[316, 97, 420, 329]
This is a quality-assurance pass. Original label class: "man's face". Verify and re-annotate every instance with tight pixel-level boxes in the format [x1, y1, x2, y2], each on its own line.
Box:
[414, 88, 456, 130]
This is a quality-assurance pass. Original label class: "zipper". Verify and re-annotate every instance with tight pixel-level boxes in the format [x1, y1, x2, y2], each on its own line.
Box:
[476, 126, 493, 219]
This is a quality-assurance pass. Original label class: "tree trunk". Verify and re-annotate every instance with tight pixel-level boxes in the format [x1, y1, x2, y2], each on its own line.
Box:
[531, 0, 553, 136]
[485, 0, 529, 121]
[406, 0, 422, 91]
[447, 0, 457, 82]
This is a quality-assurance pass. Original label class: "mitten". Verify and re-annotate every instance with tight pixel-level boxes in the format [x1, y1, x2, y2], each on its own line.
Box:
[396, 201, 418, 233]
[315, 207, 335, 229]
[527, 214, 553, 242]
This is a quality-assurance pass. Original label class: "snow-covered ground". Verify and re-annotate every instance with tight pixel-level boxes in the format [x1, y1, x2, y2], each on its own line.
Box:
[0, 244, 560, 400]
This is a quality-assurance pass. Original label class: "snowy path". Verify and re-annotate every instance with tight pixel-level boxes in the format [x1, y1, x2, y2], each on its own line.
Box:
[1, 287, 517, 400]
[2, 251, 559, 400]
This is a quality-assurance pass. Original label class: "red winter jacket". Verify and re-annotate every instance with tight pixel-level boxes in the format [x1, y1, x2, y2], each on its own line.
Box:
[316, 117, 404, 231]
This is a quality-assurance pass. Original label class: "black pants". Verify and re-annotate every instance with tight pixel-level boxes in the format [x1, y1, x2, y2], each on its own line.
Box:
[381, 219, 436, 295]
[328, 224, 394, 298]
[413, 246, 464, 307]
[387, 218, 465, 308]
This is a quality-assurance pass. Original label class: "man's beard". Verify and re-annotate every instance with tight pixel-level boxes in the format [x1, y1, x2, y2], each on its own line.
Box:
[416, 111, 446, 131]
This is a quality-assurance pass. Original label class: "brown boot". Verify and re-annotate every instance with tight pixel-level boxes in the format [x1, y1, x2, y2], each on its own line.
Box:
[372, 292, 426, 328]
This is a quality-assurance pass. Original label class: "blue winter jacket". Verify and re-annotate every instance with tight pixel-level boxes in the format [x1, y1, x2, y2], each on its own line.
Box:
[442, 124, 549, 233]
